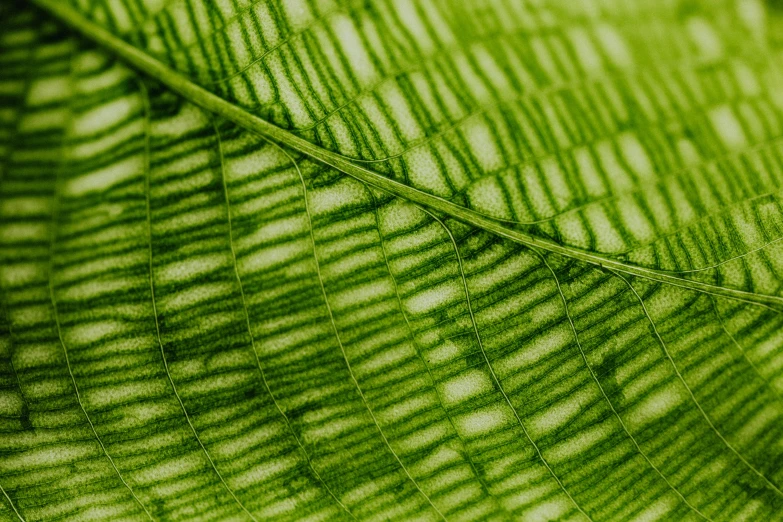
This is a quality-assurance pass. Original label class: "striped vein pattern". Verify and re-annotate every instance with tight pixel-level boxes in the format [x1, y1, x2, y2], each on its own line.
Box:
[1, 0, 783, 521]
[62, 0, 783, 297]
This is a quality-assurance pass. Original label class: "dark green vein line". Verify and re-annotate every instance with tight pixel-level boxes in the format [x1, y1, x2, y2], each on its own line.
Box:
[212, 119, 358, 521]
[4, 323, 28, 426]
[203, 1, 351, 85]
[30, 0, 783, 313]
[0, 16, 39, 443]
[331, 61, 750, 165]
[610, 269, 783, 498]
[286, 140, 447, 521]
[668, 235, 783, 275]
[452, 143, 783, 235]
[536, 252, 712, 521]
[368, 191, 507, 519]
[138, 81, 258, 522]
[46, 54, 154, 522]
[419, 208, 592, 522]
[49, 245, 156, 522]
[708, 295, 783, 404]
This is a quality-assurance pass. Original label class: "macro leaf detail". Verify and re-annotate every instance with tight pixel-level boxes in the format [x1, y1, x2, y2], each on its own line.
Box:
[1, 0, 783, 520]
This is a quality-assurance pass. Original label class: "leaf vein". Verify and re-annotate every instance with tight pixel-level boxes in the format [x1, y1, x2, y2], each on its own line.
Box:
[213, 120, 357, 521]
[612, 270, 783, 498]
[139, 82, 257, 522]
[538, 252, 712, 521]
[421, 209, 592, 522]
[292, 146, 447, 521]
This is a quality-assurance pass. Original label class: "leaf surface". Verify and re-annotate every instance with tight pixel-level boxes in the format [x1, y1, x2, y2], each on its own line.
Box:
[2, 0, 783, 520]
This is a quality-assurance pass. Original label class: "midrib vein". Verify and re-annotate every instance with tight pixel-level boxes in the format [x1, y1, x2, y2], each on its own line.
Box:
[29, 0, 783, 314]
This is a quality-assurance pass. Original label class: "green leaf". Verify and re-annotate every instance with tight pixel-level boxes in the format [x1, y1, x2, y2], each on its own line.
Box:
[2, 0, 783, 520]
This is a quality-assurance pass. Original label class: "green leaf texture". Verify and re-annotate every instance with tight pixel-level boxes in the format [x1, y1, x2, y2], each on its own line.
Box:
[2, 0, 783, 520]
